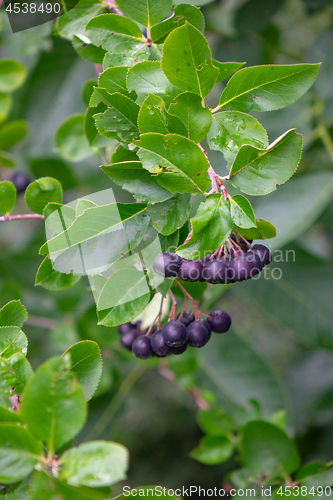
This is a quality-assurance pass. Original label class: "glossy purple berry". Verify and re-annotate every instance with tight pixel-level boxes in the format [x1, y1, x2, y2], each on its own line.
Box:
[228, 252, 261, 282]
[251, 244, 272, 267]
[120, 329, 138, 350]
[202, 260, 230, 284]
[162, 320, 187, 347]
[118, 322, 133, 334]
[207, 310, 231, 333]
[172, 343, 188, 355]
[178, 259, 203, 282]
[152, 252, 182, 278]
[150, 330, 173, 357]
[11, 172, 30, 193]
[176, 310, 194, 327]
[132, 335, 152, 359]
[196, 318, 211, 335]
[187, 321, 210, 348]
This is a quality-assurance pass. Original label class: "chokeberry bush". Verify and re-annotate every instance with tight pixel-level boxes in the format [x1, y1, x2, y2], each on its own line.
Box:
[1, 0, 333, 497]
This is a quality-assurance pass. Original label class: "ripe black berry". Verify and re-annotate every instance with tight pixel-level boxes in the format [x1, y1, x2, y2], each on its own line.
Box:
[251, 244, 272, 267]
[11, 172, 30, 193]
[132, 335, 152, 359]
[118, 322, 134, 334]
[177, 310, 194, 327]
[150, 330, 173, 357]
[152, 253, 182, 278]
[120, 329, 138, 350]
[196, 318, 211, 335]
[207, 310, 231, 333]
[202, 260, 230, 284]
[172, 343, 188, 355]
[187, 321, 210, 348]
[162, 320, 187, 347]
[228, 252, 261, 281]
[178, 259, 203, 282]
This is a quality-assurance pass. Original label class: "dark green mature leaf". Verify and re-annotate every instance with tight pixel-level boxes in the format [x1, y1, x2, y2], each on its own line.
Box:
[0, 181, 16, 215]
[84, 102, 112, 148]
[0, 405, 20, 422]
[229, 129, 303, 196]
[0, 300, 27, 328]
[133, 133, 211, 194]
[151, 4, 204, 43]
[197, 407, 234, 437]
[20, 356, 87, 453]
[29, 471, 106, 500]
[300, 465, 333, 488]
[190, 435, 235, 465]
[207, 110, 268, 166]
[127, 61, 181, 107]
[102, 44, 150, 68]
[219, 63, 320, 112]
[212, 60, 245, 82]
[55, 0, 105, 39]
[0, 423, 41, 484]
[116, 0, 172, 27]
[0, 120, 27, 150]
[230, 195, 256, 229]
[148, 194, 191, 235]
[138, 94, 187, 135]
[235, 219, 276, 240]
[98, 67, 135, 99]
[35, 257, 81, 291]
[177, 194, 233, 259]
[242, 421, 300, 478]
[64, 341, 102, 401]
[55, 114, 93, 162]
[168, 92, 212, 143]
[25, 177, 62, 215]
[72, 36, 106, 64]
[0, 353, 33, 396]
[85, 13, 142, 52]
[101, 146, 173, 203]
[0, 60, 26, 93]
[161, 23, 219, 98]
[30, 158, 76, 191]
[0, 93, 12, 123]
[59, 440, 129, 487]
[0, 326, 27, 358]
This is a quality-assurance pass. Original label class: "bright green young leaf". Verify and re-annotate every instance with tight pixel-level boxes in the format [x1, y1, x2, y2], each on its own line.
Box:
[0, 353, 33, 396]
[72, 36, 106, 64]
[168, 92, 212, 143]
[0, 423, 41, 484]
[0, 151, 15, 168]
[35, 257, 81, 291]
[0, 93, 12, 123]
[0, 300, 28, 328]
[43, 203, 76, 234]
[207, 110, 268, 166]
[133, 133, 211, 194]
[0, 405, 20, 422]
[0, 60, 26, 93]
[138, 94, 188, 136]
[0, 120, 27, 150]
[148, 194, 191, 235]
[212, 60, 245, 82]
[0, 181, 16, 215]
[102, 43, 150, 68]
[229, 129, 303, 196]
[219, 63, 320, 112]
[59, 440, 129, 487]
[116, 0, 172, 27]
[29, 471, 106, 500]
[242, 421, 300, 478]
[189, 435, 235, 465]
[25, 177, 62, 215]
[55, 114, 93, 162]
[235, 218, 276, 240]
[85, 13, 143, 52]
[177, 194, 233, 259]
[63, 341, 102, 401]
[161, 23, 219, 99]
[98, 67, 135, 99]
[84, 102, 113, 148]
[55, 0, 104, 39]
[230, 195, 256, 229]
[127, 61, 181, 107]
[196, 407, 234, 437]
[151, 4, 204, 43]
[81, 79, 97, 107]
[0, 326, 27, 358]
[101, 146, 174, 203]
[20, 356, 87, 453]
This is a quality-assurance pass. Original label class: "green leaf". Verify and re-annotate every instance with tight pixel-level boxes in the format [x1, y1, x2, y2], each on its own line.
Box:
[133, 133, 211, 194]
[84, 102, 113, 148]
[177, 194, 233, 259]
[55, 0, 104, 39]
[98, 66, 135, 99]
[151, 4, 205, 43]
[0, 93, 12, 123]
[116, 0, 172, 27]
[35, 257, 81, 291]
[55, 114, 93, 162]
[0, 60, 26, 93]
[207, 110, 268, 166]
[229, 129, 303, 196]
[93, 92, 140, 143]
[196, 407, 234, 437]
[102, 43, 150, 68]
[59, 440, 129, 487]
[300, 465, 333, 488]
[86, 13, 142, 52]
[242, 421, 300, 478]
[235, 218, 276, 240]
[25, 177, 62, 215]
[161, 23, 219, 99]
[0, 423, 41, 484]
[29, 471, 107, 500]
[101, 146, 173, 203]
[138, 94, 188, 135]
[81, 79, 97, 107]
[212, 60, 246, 82]
[219, 63, 320, 112]
[189, 435, 235, 465]
[0, 181, 16, 215]
[0, 353, 33, 396]
[30, 158, 76, 191]
[0, 405, 20, 422]
[97, 269, 151, 327]
[230, 195, 256, 229]
[168, 92, 212, 143]
[148, 194, 191, 235]
[43, 202, 76, 233]
[0, 150, 15, 168]
[0, 326, 27, 358]
[20, 356, 87, 453]
[63, 341, 102, 401]
[0, 120, 27, 150]
[72, 36, 106, 64]
[0, 300, 28, 328]
[127, 61, 181, 107]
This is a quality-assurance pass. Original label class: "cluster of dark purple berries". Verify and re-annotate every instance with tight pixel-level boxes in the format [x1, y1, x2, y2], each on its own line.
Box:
[152, 236, 272, 284]
[118, 309, 231, 360]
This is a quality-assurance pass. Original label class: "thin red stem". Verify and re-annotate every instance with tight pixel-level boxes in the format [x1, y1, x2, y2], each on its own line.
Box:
[217, 245, 224, 260]
[174, 280, 199, 321]
[231, 237, 245, 255]
[227, 238, 239, 257]
[209, 248, 219, 260]
[235, 229, 252, 248]
[178, 296, 187, 320]
[146, 296, 164, 335]
[168, 290, 177, 321]
[0, 214, 44, 223]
